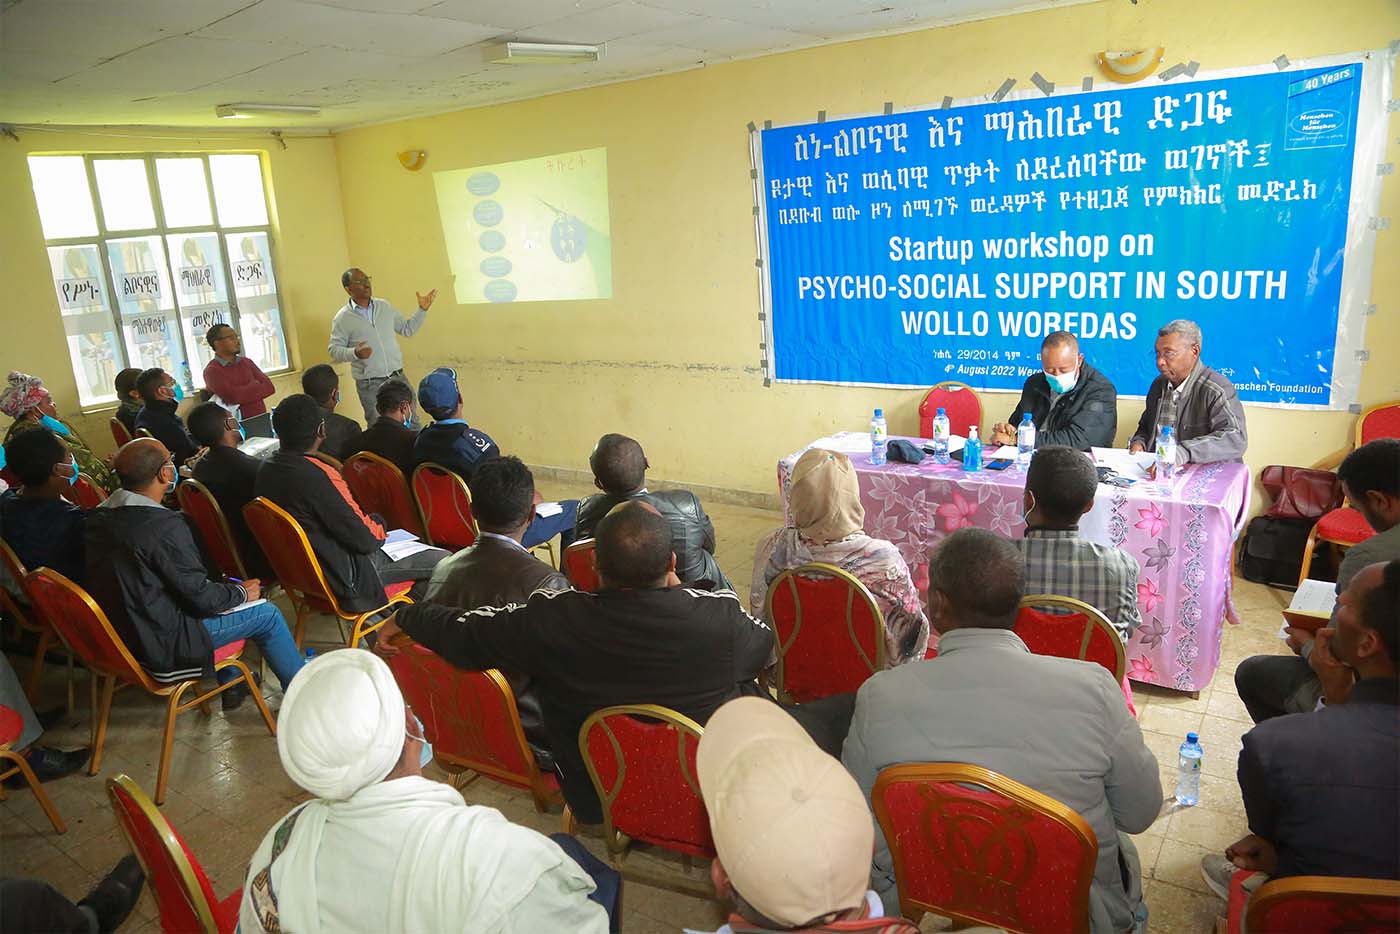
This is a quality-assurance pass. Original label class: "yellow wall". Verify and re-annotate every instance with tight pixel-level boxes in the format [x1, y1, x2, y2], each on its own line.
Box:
[0, 130, 350, 452]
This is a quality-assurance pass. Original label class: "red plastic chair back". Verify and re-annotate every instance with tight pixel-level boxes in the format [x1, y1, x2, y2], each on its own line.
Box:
[872, 763, 1098, 932]
[0, 704, 22, 746]
[63, 473, 106, 510]
[177, 479, 247, 581]
[1357, 401, 1400, 446]
[107, 774, 235, 933]
[243, 497, 341, 613]
[580, 705, 714, 859]
[110, 417, 133, 447]
[26, 568, 156, 691]
[410, 462, 477, 550]
[919, 381, 983, 439]
[1014, 595, 1125, 682]
[563, 538, 600, 592]
[343, 452, 424, 537]
[1240, 875, 1400, 933]
[765, 563, 884, 702]
[0, 540, 34, 629]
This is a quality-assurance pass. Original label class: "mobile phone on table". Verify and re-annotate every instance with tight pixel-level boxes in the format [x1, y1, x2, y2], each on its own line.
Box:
[984, 458, 1013, 471]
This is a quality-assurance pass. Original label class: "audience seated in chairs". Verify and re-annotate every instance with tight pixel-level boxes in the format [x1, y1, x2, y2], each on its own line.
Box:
[301, 364, 363, 462]
[1201, 559, 1400, 903]
[1235, 438, 1400, 722]
[0, 854, 144, 934]
[577, 433, 731, 590]
[1, 370, 116, 493]
[133, 368, 199, 467]
[412, 366, 578, 551]
[842, 528, 1160, 932]
[83, 438, 303, 710]
[0, 653, 88, 786]
[0, 428, 87, 582]
[695, 696, 919, 934]
[113, 367, 144, 437]
[375, 501, 774, 825]
[239, 649, 614, 933]
[1017, 446, 1142, 640]
[751, 448, 929, 666]
[188, 402, 272, 579]
[255, 394, 448, 608]
[344, 379, 419, 475]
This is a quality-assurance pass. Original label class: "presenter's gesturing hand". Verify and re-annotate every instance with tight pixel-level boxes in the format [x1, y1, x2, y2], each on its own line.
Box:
[417, 289, 437, 311]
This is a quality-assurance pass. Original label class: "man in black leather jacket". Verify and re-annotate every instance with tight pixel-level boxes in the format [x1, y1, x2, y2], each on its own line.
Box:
[990, 331, 1118, 451]
[576, 434, 731, 590]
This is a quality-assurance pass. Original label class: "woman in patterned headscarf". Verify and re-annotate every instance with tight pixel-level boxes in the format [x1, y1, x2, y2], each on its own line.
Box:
[2, 372, 116, 493]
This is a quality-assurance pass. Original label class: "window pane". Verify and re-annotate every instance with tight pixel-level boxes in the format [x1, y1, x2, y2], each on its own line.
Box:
[106, 236, 188, 381]
[47, 245, 121, 406]
[226, 232, 287, 371]
[155, 158, 213, 228]
[167, 232, 232, 379]
[93, 159, 156, 231]
[209, 154, 268, 227]
[28, 156, 98, 239]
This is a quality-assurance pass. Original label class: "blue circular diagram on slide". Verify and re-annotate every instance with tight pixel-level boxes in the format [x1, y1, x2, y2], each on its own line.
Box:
[480, 256, 512, 278]
[479, 230, 506, 253]
[466, 173, 500, 196]
[551, 215, 587, 263]
[473, 200, 504, 227]
[484, 280, 518, 303]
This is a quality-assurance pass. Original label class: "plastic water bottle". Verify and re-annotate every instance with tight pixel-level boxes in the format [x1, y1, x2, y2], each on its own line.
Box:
[962, 426, 983, 472]
[1175, 731, 1203, 806]
[180, 360, 193, 390]
[1156, 425, 1178, 491]
[305, 648, 317, 663]
[1016, 413, 1036, 469]
[931, 408, 951, 464]
[870, 408, 888, 466]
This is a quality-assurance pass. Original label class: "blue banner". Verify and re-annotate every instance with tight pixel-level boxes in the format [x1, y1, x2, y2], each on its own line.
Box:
[758, 63, 1365, 405]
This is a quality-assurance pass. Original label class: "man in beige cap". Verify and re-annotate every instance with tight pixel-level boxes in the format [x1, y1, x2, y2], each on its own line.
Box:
[693, 696, 919, 934]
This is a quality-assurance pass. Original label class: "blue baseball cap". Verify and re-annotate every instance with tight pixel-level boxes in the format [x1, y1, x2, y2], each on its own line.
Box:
[417, 367, 460, 414]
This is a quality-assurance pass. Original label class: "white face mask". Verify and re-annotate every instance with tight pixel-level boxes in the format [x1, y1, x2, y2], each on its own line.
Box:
[1046, 367, 1079, 394]
[1022, 491, 1036, 526]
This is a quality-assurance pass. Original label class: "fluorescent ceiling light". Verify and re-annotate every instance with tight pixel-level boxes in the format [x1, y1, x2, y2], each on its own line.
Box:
[483, 41, 602, 65]
[215, 103, 322, 119]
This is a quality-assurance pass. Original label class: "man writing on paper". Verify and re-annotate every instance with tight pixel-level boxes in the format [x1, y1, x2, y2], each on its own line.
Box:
[991, 331, 1118, 451]
[329, 268, 436, 426]
[1128, 319, 1247, 464]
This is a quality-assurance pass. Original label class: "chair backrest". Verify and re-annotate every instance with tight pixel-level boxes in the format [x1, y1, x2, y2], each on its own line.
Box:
[919, 381, 983, 439]
[25, 568, 157, 691]
[308, 450, 342, 471]
[386, 635, 540, 789]
[343, 452, 424, 537]
[872, 762, 1098, 933]
[563, 538, 600, 593]
[1014, 594, 1125, 682]
[1357, 400, 1400, 446]
[579, 704, 714, 859]
[1245, 876, 1400, 933]
[110, 417, 133, 447]
[107, 774, 223, 934]
[0, 540, 34, 631]
[409, 462, 477, 550]
[135, 427, 153, 439]
[242, 497, 344, 615]
[177, 479, 248, 581]
[63, 473, 106, 510]
[764, 562, 885, 702]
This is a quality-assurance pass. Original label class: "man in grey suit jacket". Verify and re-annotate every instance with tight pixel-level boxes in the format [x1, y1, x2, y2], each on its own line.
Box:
[1129, 319, 1247, 464]
[843, 529, 1162, 934]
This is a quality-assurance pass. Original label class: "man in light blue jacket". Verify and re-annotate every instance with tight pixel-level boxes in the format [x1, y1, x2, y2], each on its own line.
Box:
[328, 267, 436, 425]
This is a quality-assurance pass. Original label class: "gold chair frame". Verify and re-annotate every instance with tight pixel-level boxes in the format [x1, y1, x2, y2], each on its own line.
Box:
[344, 451, 423, 537]
[562, 538, 599, 591]
[1245, 875, 1400, 932]
[0, 724, 66, 832]
[0, 539, 74, 706]
[1017, 593, 1126, 682]
[307, 450, 343, 471]
[177, 478, 251, 581]
[921, 380, 983, 437]
[1354, 399, 1400, 447]
[409, 461, 479, 548]
[577, 703, 712, 897]
[109, 417, 133, 447]
[764, 562, 886, 702]
[871, 762, 1098, 932]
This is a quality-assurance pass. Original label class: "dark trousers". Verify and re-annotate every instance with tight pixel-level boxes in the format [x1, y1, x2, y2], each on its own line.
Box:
[1234, 654, 1322, 723]
[369, 545, 452, 602]
[548, 833, 621, 933]
[780, 691, 857, 758]
[0, 878, 95, 934]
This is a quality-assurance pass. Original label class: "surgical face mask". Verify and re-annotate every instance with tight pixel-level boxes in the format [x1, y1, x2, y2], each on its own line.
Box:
[1022, 491, 1036, 526]
[163, 463, 180, 491]
[58, 458, 79, 485]
[1045, 368, 1079, 395]
[171, 382, 185, 403]
[407, 714, 433, 768]
[39, 414, 71, 437]
[236, 422, 246, 442]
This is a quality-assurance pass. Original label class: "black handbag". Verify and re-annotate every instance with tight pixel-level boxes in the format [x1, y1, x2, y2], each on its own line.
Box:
[1238, 516, 1315, 588]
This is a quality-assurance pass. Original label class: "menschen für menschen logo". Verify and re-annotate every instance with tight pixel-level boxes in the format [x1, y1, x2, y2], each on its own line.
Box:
[1285, 66, 1356, 150]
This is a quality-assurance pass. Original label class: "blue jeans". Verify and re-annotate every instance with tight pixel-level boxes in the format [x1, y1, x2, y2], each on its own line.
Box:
[522, 499, 579, 551]
[202, 601, 304, 691]
[548, 832, 620, 933]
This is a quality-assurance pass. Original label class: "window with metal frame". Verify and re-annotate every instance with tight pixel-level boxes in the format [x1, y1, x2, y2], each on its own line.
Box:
[27, 152, 291, 407]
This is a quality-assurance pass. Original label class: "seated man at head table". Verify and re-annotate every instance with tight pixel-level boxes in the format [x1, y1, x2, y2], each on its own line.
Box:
[842, 528, 1161, 934]
[1128, 318, 1247, 465]
[187, 401, 273, 579]
[991, 330, 1118, 451]
[343, 378, 419, 476]
[133, 367, 199, 466]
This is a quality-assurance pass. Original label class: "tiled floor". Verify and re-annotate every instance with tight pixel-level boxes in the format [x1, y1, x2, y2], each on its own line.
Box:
[1, 478, 1297, 932]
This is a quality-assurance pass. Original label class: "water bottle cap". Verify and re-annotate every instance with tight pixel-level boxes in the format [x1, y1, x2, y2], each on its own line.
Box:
[936, 407, 945, 416]
[1021, 413, 1034, 423]
[306, 648, 317, 658]
[1161, 425, 1174, 436]
[1186, 731, 1198, 743]
[873, 408, 883, 417]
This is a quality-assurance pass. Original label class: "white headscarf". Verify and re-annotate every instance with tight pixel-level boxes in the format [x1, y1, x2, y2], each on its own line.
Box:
[277, 649, 406, 801]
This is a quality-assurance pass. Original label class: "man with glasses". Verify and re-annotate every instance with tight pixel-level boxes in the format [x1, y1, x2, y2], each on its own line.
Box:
[1128, 319, 1247, 465]
[188, 401, 271, 579]
[329, 268, 437, 426]
[202, 323, 276, 438]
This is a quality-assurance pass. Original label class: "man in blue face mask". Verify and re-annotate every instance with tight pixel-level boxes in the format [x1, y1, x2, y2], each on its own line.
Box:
[0, 427, 87, 582]
[991, 331, 1119, 451]
[133, 368, 199, 466]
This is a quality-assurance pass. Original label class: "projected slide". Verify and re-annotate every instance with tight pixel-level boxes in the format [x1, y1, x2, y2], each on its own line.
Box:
[434, 147, 612, 304]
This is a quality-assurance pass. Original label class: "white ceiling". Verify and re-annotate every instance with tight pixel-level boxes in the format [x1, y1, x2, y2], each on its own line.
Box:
[0, 0, 1094, 131]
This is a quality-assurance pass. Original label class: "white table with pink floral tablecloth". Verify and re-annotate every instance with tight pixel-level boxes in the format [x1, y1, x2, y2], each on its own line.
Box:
[778, 433, 1252, 693]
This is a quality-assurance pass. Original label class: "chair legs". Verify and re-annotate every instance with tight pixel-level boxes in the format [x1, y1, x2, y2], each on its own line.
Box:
[0, 750, 66, 833]
[88, 673, 117, 776]
[24, 627, 54, 703]
[1296, 527, 1321, 587]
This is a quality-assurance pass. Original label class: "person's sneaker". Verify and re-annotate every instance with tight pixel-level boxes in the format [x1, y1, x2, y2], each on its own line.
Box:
[3, 745, 90, 786]
[221, 671, 262, 712]
[77, 854, 145, 933]
[1200, 853, 1236, 900]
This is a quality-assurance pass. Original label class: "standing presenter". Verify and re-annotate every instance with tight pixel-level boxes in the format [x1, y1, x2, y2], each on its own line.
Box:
[328, 267, 436, 426]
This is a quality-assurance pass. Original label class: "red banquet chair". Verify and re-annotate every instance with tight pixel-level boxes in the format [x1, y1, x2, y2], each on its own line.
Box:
[25, 568, 273, 804]
[578, 704, 714, 896]
[919, 381, 983, 440]
[177, 479, 251, 581]
[386, 632, 562, 812]
[764, 562, 885, 703]
[563, 539, 601, 593]
[343, 452, 425, 538]
[1225, 870, 1400, 934]
[63, 473, 107, 510]
[410, 462, 478, 550]
[872, 762, 1099, 932]
[0, 703, 66, 832]
[110, 417, 133, 447]
[0, 539, 72, 705]
[1015, 594, 1134, 714]
[243, 497, 413, 648]
[108, 773, 241, 933]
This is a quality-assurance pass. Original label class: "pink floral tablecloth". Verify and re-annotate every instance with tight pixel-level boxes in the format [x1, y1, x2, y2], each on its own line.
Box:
[778, 435, 1252, 692]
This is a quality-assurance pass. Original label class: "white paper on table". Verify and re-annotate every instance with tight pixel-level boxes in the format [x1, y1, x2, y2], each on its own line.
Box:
[384, 529, 419, 545]
[809, 432, 873, 454]
[987, 445, 1020, 460]
[1091, 447, 1154, 479]
[220, 598, 267, 615]
[535, 501, 563, 518]
[382, 540, 436, 560]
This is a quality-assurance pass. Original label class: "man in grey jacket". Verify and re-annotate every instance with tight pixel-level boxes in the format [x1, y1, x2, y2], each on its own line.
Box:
[843, 529, 1162, 933]
[1129, 319, 1248, 464]
[328, 267, 436, 425]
